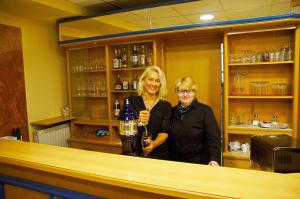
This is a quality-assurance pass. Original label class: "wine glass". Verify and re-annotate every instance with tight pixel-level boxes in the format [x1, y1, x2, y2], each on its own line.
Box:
[141, 126, 152, 157]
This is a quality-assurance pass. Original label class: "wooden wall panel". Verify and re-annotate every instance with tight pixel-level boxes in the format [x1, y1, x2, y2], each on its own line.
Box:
[0, 24, 29, 140]
[164, 36, 223, 125]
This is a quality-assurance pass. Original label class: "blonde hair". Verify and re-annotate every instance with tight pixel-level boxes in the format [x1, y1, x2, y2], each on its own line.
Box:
[137, 66, 167, 99]
[175, 77, 198, 93]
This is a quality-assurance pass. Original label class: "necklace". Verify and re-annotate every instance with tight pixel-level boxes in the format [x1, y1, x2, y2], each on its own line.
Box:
[143, 96, 159, 111]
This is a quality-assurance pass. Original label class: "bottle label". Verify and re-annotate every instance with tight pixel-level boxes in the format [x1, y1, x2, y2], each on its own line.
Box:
[132, 55, 138, 66]
[139, 55, 145, 66]
[115, 84, 122, 90]
[113, 58, 119, 68]
[132, 80, 137, 90]
[122, 81, 129, 90]
[115, 108, 120, 117]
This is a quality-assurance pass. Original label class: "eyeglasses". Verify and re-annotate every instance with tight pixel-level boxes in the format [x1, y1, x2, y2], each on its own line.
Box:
[177, 90, 194, 96]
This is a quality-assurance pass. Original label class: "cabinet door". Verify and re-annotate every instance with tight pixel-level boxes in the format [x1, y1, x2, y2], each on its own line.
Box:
[224, 27, 298, 163]
[67, 46, 111, 144]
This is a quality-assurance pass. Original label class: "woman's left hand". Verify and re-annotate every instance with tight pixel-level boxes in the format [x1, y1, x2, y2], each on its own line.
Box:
[208, 161, 220, 166]
[143, 141, 154, 155]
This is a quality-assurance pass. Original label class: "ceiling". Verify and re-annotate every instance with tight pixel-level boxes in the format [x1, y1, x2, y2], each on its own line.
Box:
[0, 0, 293, 24]
[0, 0, 297, 42]
[68, 0, 293, 27]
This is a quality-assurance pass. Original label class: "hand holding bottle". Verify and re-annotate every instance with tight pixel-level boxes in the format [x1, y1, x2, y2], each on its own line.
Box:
[139, 110, 150, 124]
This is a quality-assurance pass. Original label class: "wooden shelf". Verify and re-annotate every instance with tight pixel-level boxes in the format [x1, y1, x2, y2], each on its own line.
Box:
[72, 69, 106, 73]
[68, 137, 121, 147]
[223, 151, 250, 160]
[111, 90, 137, 93]
[111, 120, 119, 127]
[228, 61, 294, 66]
[110, 67, 147, 72]
[31, 116, 75, 126]
[73, 118, 109, 126]
[72, 95, 107, 98]
[228, 96, 293, 99]
[228, 125, 292, 135]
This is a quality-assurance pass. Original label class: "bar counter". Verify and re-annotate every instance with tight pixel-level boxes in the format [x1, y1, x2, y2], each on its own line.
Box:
[0, 140, 299, 199]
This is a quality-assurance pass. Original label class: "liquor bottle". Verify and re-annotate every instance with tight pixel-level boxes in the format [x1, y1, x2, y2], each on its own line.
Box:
[114, 99, 121, 119]
[114, 73, 122, 90]
[131, 44, 138, 67]
[118, 99, 138, 156]
[113, 49, 119, 69]
[12, 128, 22, 141]
[118, 49, 122, 68]
[146, 48, 153, 66]
[122, 80, 129, 90]
[132, 75, 138, 90]
[121, 47, 128, 68]
[138, 45, 146, 67]
[252, 112, 259, 126]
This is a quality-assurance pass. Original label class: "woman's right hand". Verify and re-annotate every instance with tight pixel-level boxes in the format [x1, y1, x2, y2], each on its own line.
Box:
[139, 110, 150, 124]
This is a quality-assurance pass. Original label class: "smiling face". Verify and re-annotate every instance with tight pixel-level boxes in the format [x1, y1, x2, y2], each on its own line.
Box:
[177, 89, 195, 107]
[143, 71, 161, 96]
[175, 77, 197, 107]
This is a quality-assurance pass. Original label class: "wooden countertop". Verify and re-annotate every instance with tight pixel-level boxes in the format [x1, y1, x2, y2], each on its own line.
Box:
[30, 116, 75, 126]
[0, 140, 299, 199]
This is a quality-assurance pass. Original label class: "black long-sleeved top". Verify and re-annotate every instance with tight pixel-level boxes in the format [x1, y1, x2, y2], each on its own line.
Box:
[127, 96, 172, 160]
[169, 100, 221, 164]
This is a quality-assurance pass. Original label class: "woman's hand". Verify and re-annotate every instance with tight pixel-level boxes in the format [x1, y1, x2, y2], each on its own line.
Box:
[208, 161, 220, 166]
[139, 110, 150, 124]
[143, 141, 154, 155]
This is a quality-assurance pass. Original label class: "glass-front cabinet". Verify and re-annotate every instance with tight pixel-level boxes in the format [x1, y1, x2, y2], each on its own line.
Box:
[66, 40, 156, 153]
[223, 27, 299, 168]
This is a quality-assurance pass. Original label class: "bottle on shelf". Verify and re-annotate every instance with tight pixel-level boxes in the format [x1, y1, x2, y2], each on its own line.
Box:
[121, 47, 128, 68]
[272, 113, 279, 127]
[114, 99, 121, 119]
[132, 75, 138, 90]
[122, 80, 129, 90]
[252, 112, 259, 127]
[131, 44, 138, 67]
[139, 44, 146, 67]
[146, 48, 153, 66]
[114, 73, 122, 90]
[113, 49, 120, 69]
[118, 49, 122, 68]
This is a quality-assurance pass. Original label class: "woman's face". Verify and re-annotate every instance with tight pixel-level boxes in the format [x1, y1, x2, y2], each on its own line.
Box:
[177, 88, 195, 107]
[143, 71, 161, 96]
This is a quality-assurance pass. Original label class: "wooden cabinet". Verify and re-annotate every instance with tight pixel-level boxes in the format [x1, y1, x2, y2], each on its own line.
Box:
[223, 27, 299, 168]
[66, 46, 114, 153]
[66, 40, 157, 153]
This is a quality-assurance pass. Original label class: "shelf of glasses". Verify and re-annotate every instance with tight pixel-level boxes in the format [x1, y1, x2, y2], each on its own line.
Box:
[227, 125, 292, 135]
[110, 66, 147, 72]
[72, 69, 106, 73]
[73, 118, 109, 126]
[228, 61, 294, 66]
[228, 95, 293, 99]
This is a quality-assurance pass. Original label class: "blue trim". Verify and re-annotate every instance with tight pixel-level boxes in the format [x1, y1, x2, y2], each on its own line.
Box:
[0, 176, 104, 199]
[0, 182, 4, 199]
[58, 0, 197, 23]
[59, 13, 300, 45]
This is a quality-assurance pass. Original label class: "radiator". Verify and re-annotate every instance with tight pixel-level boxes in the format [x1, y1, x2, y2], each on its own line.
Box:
[34, 124, 70, 147]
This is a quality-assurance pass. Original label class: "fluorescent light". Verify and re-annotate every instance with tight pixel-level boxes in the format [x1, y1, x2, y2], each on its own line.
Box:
[200, 14, 214, 21]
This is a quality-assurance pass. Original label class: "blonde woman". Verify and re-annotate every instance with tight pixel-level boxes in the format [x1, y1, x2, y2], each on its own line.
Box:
[170, 77, 221, 166]
[127, 66, 171, 160]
